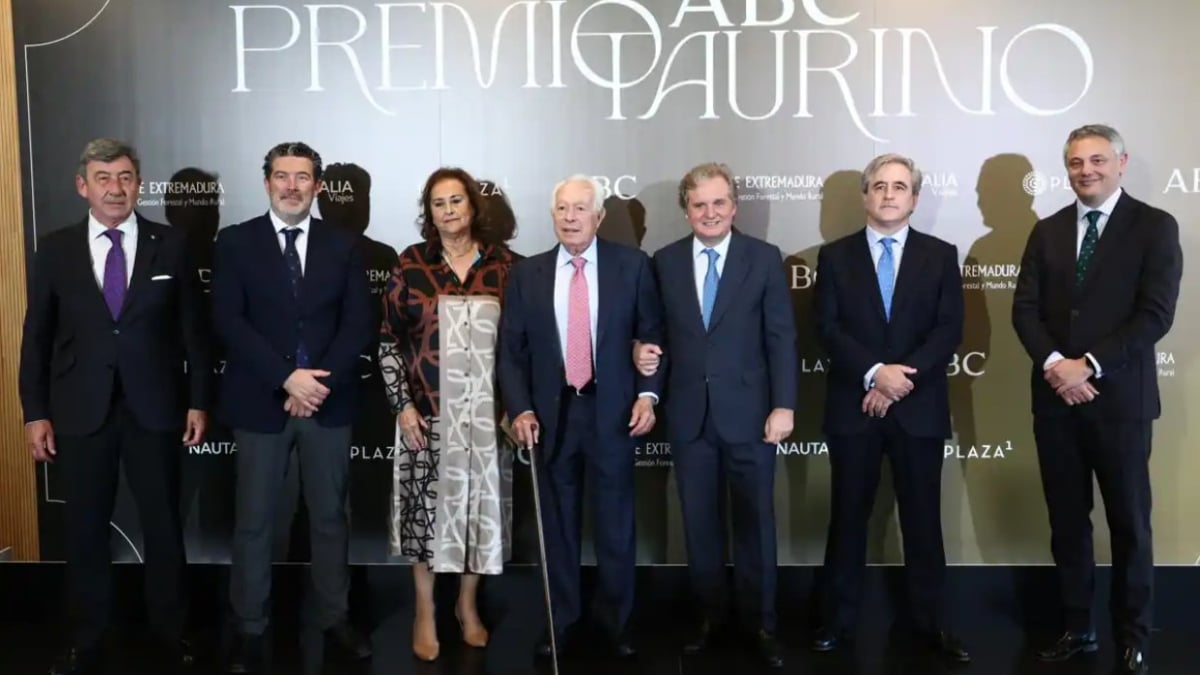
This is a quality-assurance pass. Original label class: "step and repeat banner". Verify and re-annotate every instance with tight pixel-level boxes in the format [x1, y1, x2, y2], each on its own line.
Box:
[14, 0, 1199, 565]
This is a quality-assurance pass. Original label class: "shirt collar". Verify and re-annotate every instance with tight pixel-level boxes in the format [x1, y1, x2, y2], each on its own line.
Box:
[1076, 187, 1123, 222]
[865, 223, 910, 248]
[88, 210, 138, 240]
[269, 209, 311, 234]
[692, 231, 732, 258]
[558, 237, 598, 267]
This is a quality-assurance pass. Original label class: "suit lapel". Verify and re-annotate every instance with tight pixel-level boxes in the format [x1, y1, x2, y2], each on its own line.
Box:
[853, 230, 888, 323]
[595, 240, 618, 348]
[120, 218, 160, 319]
[1079, 192, 1133, 295]
[68, 221, 112, 320]
[254, 215, 295, 301]
[674, 239, 706, 334]
[889, 229, 928, 319]
[300, 219, 328, 306]
[537, 248, 564, 367]
[707, 233, 749, 332]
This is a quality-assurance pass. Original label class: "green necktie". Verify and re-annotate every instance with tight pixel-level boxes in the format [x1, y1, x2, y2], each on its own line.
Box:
[1075, 210, 1101, 286]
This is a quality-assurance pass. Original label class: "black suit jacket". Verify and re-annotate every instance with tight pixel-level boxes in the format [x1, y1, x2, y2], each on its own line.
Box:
[211, 214, 373, 433]
[498, 239, 664, 454]
[815, 227, 963, 438]
[19, 215, 211, 435]
[1012, 191, 1182, 420]
[653, 232, 797, 444]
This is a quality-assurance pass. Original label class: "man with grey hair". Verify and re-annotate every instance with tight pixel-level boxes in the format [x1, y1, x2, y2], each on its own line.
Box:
[499, 174, 664, 659]
[810, 153, 969, 663]
[635, 161, 796, 668]
[20, 138, 211, 674]
[213, 141, 374, 673]
[1013, 125, 1182, 675]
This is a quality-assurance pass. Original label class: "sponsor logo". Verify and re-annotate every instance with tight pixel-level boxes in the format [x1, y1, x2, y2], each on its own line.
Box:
[961, 263, 1020, 291]
[921, 172, 959, 198]
[777, 441, 829, 456]
[188, 441, 237, 455]
[137, 179, 225, 208]
[351, 445, 399, 460]
[736, 174, 822, 201]
[790, 263, 816, 290]
[593, 175, 638, 200]
[800, 357, 829, 374]
[320, 179, 356, 204]
[1021, 170, 1072, 196]
[635, 441, 673, 468]
[947, 351, 986, 377]
[1157, 351, 1176, 377]
[944, 440, 1013, 459]
[1163, 169, 1200, 193]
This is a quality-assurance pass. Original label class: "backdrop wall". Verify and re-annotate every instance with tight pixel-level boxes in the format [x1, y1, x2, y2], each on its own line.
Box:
[14, 0, 1199, 565]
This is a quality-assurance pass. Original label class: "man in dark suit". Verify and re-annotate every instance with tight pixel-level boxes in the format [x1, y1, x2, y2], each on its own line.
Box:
[1013, 124, 1182, 675]
[635, 162, 795, 668]
[20, 138, 210, 674]
[809, 154, 969, 663]
[212, 142, 374, 673]
[499, 175, 663, 659]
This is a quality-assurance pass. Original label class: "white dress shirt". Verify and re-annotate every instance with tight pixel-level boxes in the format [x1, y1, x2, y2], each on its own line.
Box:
[88, 211, 138, 289]
[1042, 188, 1123, 379]
[692, 232, 732, 308]
[270, 210, 311, 274]
[863, 224, 910, 390]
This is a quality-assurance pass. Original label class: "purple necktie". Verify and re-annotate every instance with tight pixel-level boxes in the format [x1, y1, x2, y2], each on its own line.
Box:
[101, 229, 127, 319]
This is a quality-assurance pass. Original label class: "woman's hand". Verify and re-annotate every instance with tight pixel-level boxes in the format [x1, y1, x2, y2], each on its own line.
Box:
[398, 404, 428, 449]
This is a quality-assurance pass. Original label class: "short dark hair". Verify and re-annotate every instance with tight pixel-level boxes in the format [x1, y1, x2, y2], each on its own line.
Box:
[417, 167, 514, 247]
[262, 141, 323, 181]
[77, 138, 140, 179]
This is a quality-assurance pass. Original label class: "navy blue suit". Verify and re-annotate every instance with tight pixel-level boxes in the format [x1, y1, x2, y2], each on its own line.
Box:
[814, 226, 963, 633]
[652, 231, 797, 632]
[498, 238, 663, 637]
[212, 214, 373, 432]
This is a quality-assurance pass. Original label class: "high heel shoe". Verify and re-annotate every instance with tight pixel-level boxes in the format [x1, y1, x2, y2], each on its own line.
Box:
[455, 607, 489, 648]
[412, 609, 440, 661]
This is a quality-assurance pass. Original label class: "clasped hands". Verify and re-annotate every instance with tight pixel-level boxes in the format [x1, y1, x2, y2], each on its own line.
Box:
[1044, 357, 1097, 406]
[283, 368, 332, 418]
[863, 364, 917, 418]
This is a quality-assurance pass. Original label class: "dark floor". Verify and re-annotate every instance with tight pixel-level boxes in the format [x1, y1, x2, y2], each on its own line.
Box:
[2, 565, 1197, 675]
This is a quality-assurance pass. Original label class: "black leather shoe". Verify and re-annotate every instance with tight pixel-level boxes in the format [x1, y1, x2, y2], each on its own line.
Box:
[682, 619, 719, 655]
[755, 630, 784, 669]
[48, 646, 101, 675]
[811, 626, 850, 652]
[534, 631, 566, 659]
[325, 621, 372, 660]
[610, 629, 637, 659]
[1036, 630, 1099, 662]
[1118, 646, 1148, 674]
[226, 632, 262, 674]
[918, 630, 971, 663]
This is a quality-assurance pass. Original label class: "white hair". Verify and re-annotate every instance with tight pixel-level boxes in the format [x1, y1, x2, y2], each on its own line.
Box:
[550, 174, 605, 214]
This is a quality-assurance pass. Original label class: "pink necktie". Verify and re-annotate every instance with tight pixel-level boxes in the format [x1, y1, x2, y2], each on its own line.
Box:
[565, 257, 592, 389]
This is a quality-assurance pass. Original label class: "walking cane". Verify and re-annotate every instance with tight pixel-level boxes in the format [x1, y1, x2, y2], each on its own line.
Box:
[526, 435, 560, 675]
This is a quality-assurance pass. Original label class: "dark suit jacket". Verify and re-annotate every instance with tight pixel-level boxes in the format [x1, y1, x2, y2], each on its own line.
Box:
[498, 239, 664, 454]
[19, 215, 211, 435]
[815, 227, 963, 438]
[211, 213, 373, 433]
[1012, 191, 1182, 420]
[653, 232, 797, 444]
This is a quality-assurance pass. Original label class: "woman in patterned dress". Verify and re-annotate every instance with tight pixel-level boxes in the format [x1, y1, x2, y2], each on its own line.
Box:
[379, 167, 519, 661]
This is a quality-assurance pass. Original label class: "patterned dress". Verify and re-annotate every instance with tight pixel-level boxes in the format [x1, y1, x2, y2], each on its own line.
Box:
[380, 241, 519, 574]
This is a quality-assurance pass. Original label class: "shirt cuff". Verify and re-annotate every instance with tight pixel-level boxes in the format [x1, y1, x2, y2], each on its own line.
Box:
[1084, 352, 1103, 379]
[1043, 351, 1065, 370]
[864, 363, 883, 391]
[638, 392, 659, 404]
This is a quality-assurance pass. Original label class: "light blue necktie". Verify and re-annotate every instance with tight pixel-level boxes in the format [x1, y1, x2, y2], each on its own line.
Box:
[701, 248, 720, 329]
[877, 237, 895, 321]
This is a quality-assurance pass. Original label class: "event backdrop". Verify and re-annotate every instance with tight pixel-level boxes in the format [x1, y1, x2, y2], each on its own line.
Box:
[13, 0, 1199, 565]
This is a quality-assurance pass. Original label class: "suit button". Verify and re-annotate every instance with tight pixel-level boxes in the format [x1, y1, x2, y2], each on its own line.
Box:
[284, 355, 294, 361]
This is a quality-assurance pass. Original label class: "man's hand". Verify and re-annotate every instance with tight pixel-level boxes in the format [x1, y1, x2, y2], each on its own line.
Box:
[634, 341, 662, 377]
[182, 409, 207, 446]
[283, 369, 332, 411]
[1059, 381, 1099, 406]
[628, 395, 656, 437]
[284, 395, 317, 418]
[512, 412, 540, 449]
[398, 404, 428, 449]
[862, 389, 894, 418]
[873, 364, 917, 400]
[26, 420, 56, 463]
[1045, 358, 1094, 393]
[763, 408, 794, 444]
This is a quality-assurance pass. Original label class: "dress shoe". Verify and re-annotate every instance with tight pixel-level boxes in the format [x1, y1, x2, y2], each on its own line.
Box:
[534, 630, 567, 659]
[48, 646, 101, 675]
[609, 629, 637, 659]
[455, 607, 489, 648]
[917, 629, 971, 663]
[810, 626, 851, 652]
[1035, 630, 1099, 662]
[1117, 646, 1149, 674]
[153, 635, 198, 669]
[325, 621, 372, 661]
[226, 632, 263, 674]
[755, 630, 784, 669]
[682, 619, 720, 655]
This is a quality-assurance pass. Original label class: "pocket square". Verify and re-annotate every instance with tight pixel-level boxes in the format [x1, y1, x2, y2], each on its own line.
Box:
[151, 274, 173, 281]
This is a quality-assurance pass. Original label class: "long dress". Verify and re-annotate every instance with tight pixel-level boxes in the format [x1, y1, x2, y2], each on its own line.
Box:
[379, 241, 518, 574]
